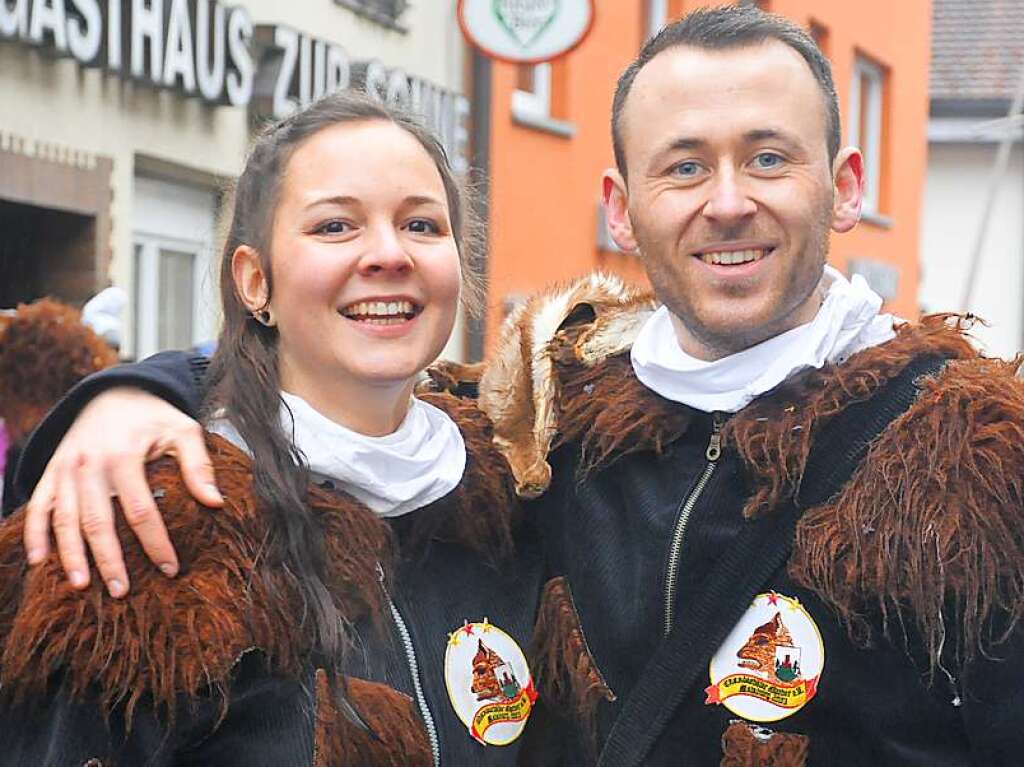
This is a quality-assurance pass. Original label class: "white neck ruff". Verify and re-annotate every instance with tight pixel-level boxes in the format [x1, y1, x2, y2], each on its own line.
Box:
[210, 392, 466, 518]
[630, 266, 899, 413]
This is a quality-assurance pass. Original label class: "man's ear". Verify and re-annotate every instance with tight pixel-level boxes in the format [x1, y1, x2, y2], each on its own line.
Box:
[831, 147, 864, 233]
[602, 169, 639, 252]
[231, 245, 270, 313]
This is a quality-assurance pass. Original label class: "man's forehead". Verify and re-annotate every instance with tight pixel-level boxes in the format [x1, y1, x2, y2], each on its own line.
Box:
[621, 40, 826, 157]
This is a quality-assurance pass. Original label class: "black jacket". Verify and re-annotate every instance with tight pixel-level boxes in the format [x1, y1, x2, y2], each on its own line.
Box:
[2, 352, 548, 767]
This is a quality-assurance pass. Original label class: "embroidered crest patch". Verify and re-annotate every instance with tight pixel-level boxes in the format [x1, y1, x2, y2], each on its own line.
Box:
[705, 592, 824, 723]
[444, 619, 537, 746]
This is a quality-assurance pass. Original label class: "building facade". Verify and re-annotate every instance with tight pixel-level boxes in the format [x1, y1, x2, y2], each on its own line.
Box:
[920, 0, 1023, 358]
[479, 0, 932, 348]
[0, 0, 471, 360]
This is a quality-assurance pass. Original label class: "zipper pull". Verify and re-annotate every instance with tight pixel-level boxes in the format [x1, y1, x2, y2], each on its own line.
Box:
[706, 414, 724, 462]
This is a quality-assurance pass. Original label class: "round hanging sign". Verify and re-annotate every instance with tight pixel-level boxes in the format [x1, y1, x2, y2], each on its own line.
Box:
[457, 0, 596, 65]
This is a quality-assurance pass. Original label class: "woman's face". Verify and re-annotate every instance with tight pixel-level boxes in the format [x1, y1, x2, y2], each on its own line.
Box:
[257, 120, 462, 410]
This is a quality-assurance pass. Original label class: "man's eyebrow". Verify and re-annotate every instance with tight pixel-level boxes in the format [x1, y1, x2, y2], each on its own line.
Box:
[743, 128, 802, 148]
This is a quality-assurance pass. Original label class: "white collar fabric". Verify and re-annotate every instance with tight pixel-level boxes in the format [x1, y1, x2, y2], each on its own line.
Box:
[630, 266, 899, 413]
[209, 392, 466, 518]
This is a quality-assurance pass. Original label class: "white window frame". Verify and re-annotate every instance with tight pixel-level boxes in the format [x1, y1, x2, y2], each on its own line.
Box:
[647, 0, 668, 39]
[512, 63, 552, 121]
[132, 233, 204, 360]
[510, 62, 575, 137]
[849, 56, 885, 216]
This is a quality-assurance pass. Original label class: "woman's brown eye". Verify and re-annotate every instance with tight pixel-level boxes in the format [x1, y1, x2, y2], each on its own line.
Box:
[407, 219, 439, 234]
[318, 220, 347, 234]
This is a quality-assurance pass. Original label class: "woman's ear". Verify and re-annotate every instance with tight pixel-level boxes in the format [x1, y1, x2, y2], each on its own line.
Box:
[232, 245, 271, 318]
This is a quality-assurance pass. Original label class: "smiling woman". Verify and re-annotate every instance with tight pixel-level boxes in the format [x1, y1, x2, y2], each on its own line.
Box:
[0, 93, 547, 767]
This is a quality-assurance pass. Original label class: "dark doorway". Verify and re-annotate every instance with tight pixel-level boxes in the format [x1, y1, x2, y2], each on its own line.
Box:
[0, 199, 97, 308]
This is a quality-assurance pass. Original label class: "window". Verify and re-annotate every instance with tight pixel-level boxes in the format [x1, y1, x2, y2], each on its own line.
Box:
[849, 55, 887, 216]
[511, 62, 575, 137]
[131, 175, 217, 359]
[335, 0, 408, 30]
[647, 0, 668, 39]
[513, 63, 552, 121]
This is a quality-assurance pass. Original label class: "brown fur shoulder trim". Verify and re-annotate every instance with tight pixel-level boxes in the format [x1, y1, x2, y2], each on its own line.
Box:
[0, 434, 391, 727]
[720, 722, 809, 767]
[0, 298, 118, 441]
[403, 392, 520, 565]
[314, 670, 432, 767]
[531, 576, 615, 754]
[727, 314, 980, 519]
[478, 273, 656, 498]
[789, 353, 1024, 673]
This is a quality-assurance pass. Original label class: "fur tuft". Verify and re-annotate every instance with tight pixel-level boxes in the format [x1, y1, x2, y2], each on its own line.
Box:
[789, 354, 1024, 675]
[314, 671, 432, 766]
[530, 577, 615, 755]
[0, 435, 391, 728]
[719, 722, 809, 766]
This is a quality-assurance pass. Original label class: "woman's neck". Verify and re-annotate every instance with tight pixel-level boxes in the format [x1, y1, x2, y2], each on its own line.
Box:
[278, 370, 415, 437]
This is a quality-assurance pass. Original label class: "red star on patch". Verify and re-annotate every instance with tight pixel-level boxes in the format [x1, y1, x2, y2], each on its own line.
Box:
[462, 622, 475, 637]
[767, 592, 780, 606]
[704, 684, 722, 705]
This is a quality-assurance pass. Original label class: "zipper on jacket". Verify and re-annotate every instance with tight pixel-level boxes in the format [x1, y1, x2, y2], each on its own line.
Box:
[377, 563, 441, 766]
[662, 413, 724, 638]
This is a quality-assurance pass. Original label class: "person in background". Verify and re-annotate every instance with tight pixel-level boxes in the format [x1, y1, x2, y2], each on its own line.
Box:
[0, 299, 119, 517]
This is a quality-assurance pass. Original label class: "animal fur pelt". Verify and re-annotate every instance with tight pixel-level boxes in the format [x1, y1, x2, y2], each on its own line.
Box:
[314, 670, 432, 766]
[479, 273, 656, 498]
[0, 298, 118, 442]
[719, 722, 809, 767]
[480, 273, 1024, 679]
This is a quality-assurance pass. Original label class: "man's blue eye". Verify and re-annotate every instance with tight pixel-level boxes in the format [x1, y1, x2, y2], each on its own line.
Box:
[674, 161, 700, 177]
[754, 153, 783, 169]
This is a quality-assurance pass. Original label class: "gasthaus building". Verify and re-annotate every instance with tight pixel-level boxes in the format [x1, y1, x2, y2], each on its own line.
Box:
[0, 0, 472, 360]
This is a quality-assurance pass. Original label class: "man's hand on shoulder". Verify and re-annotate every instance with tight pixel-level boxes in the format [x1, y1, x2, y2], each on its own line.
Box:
[23, 387, 223, 598]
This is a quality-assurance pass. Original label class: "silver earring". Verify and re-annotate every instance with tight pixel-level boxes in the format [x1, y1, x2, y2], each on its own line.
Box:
[252, 308, 274, 327]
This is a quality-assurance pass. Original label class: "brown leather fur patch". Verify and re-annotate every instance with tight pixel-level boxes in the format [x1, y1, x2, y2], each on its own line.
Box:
[720, 722, 809, 766]
[314, 670, 432, 767]
[530, 576, 615, 754]
[0, 435, 391, 727]
[789, 353, 1024, 672]
[0, 298, 118, 441]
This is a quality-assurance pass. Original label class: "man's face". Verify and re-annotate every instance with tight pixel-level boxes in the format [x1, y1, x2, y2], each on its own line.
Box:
[605, 41, 862, 359]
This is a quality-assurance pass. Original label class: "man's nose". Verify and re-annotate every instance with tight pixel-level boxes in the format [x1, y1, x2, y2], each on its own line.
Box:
[701, 170, 757, 223]
[358, 224, 414, 275]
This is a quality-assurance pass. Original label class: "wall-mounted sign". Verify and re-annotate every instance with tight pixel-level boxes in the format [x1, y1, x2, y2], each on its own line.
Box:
[457, 0, 594, 64]
[0, 1, 471, 172]
[0, 0, 254, 105]
[251, 25, 470, 173]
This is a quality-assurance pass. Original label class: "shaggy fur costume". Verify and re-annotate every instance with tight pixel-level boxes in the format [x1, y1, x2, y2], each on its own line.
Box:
[481, 274, 1024, 739]
[719, 722, 809, 767]
[0, 392, 515, 762]
[0, 298, 118, 442]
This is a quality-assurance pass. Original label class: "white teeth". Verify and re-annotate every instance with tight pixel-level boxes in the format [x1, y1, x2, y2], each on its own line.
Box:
[341, 300, 416, 319]
[700, 248, 766, 265]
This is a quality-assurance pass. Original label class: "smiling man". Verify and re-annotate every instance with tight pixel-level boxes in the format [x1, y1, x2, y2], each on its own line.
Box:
[8, 6, 1024, 767]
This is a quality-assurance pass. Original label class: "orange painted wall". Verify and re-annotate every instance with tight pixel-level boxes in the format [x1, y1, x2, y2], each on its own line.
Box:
[482, 1, 931, 348]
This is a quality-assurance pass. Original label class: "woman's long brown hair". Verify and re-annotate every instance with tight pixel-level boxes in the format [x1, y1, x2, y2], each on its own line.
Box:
[203, 91, 480, 692]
